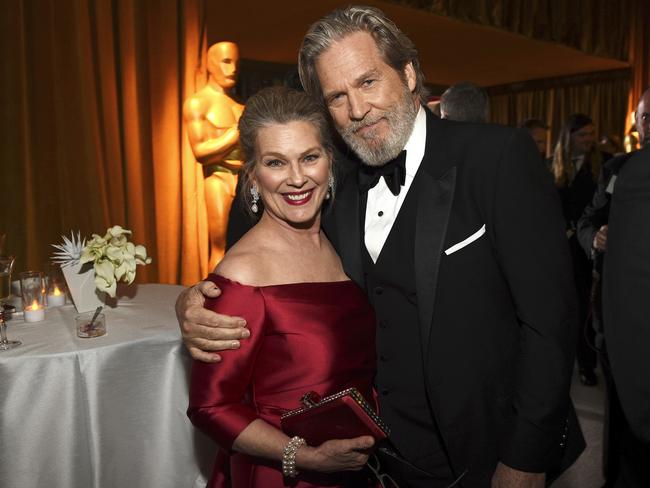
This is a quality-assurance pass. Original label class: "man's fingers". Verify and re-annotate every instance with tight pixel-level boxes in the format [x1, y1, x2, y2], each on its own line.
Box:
[187, 323, 249, 343]
[195, 280, 222, 298]
[185, 308, 247, 329]
[188, 346, 222, 363]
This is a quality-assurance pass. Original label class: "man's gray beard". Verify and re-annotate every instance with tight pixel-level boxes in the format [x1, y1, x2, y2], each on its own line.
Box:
[339, 86, 418, 167]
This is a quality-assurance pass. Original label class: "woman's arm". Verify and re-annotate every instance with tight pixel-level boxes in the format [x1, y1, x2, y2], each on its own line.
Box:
[232, 419, 374, 473]
[187, 276, 373, 472]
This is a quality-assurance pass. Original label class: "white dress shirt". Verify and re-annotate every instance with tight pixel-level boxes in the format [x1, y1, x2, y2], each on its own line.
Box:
[364, 106, 427, 262]
[573, 154, 585, 173]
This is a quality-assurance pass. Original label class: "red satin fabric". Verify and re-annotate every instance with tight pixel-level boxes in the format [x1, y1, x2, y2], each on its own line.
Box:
[188, 274, 377, 487]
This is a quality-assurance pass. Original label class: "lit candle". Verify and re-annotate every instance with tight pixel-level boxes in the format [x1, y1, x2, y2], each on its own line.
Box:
[47, 286, 66, 307]
[24, 300, 45, 323]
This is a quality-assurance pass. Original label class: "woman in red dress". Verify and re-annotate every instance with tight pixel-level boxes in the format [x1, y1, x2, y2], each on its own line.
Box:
[188, 87, 377, 487]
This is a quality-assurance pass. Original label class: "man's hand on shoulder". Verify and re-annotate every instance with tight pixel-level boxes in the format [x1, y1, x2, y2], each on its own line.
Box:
[491, 462, 545, 488]
[175, 280, 249, 363]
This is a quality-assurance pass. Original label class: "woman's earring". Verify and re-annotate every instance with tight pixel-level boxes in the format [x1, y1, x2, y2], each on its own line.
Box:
[326, 174, 335, 200]
[250, 186, 260, 213]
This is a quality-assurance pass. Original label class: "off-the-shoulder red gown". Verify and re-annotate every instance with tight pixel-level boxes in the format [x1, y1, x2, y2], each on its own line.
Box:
[188, 274, 377, 487]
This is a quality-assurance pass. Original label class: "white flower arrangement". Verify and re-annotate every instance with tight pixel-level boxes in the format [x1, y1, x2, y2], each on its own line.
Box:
[53, 226, 152, 297]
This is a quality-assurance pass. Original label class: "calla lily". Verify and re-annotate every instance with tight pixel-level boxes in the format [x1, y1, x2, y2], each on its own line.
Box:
[79, 225, 152, 295]
[94, 260, 117, 297]
[114, 261, 129, 281]
[106, 225, 131, 238]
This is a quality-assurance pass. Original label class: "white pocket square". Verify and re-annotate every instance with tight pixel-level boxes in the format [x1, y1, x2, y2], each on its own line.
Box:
[444, 224, 486, 255]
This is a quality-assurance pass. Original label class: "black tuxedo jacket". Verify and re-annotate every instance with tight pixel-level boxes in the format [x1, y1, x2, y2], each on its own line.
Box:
[603, 146, 650, 444]
[322, 110, 584, 482]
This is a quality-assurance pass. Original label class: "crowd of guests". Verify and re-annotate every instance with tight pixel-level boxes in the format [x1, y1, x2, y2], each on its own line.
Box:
[175, 5, 649, 487]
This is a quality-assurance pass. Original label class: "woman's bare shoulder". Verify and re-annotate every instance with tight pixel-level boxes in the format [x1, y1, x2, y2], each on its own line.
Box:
[214, 231, 271, 286]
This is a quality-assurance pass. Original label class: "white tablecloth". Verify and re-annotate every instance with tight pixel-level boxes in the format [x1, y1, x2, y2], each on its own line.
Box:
[0, 284, 216, 488]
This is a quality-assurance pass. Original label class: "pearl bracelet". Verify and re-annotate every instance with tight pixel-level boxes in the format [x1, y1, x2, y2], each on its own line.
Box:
[282, 436, 306, 478]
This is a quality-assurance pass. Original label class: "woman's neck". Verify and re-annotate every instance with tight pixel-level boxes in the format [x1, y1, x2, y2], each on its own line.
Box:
[256, 212, 324, 250]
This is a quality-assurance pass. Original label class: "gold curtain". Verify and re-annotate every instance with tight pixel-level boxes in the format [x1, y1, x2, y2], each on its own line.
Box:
[625, 0, 650, 132]
[387, 0, 634, 61]
[0, 0, 209, 285]
[489, 71, 630, 155]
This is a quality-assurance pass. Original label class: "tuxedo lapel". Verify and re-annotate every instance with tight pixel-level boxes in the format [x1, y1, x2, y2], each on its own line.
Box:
[415, 112, 456, 357]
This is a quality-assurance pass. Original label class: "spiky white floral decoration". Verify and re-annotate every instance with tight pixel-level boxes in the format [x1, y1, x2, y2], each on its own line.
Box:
[51, 231, 86, 267]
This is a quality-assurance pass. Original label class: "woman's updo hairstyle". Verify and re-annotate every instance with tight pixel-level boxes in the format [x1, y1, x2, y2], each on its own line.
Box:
[238, 86, 334, 217]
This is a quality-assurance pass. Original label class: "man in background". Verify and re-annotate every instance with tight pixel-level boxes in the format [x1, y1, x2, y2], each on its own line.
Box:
[520, 118, 549, 159]
[439, 81, 490, 123]
[602, 142, 650, 487]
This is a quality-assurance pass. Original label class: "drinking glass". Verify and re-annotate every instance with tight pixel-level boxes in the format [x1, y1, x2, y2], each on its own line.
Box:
[76, 311, 106, 338]
[0, 256, 21, 350]
[20, 271, 46, 322]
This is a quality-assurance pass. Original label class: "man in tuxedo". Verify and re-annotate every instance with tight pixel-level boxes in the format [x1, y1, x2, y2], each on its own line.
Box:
[177, 6, 583, 486]
[602, 145, 650, 487]
[575, 89, 649, 484]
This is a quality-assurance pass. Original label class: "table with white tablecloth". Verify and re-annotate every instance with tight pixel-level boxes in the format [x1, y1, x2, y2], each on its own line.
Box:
[0, 284, 216, 488]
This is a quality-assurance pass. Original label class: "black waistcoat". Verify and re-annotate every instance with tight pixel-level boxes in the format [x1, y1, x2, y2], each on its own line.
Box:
[361, 185, 448, 471]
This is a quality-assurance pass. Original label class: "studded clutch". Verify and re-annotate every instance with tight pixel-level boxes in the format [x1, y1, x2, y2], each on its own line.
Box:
[280, 387, 390, 446]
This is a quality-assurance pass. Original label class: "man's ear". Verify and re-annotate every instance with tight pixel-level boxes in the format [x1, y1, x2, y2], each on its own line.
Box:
[404, 62, 417, 93]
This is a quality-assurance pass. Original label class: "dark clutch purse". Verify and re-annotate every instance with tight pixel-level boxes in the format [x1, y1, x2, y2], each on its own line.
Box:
[280, 387, 390, 446]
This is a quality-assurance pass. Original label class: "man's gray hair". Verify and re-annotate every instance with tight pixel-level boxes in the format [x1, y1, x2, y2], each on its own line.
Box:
[440, 82, 490, 123]
[298, 5, 427, 105]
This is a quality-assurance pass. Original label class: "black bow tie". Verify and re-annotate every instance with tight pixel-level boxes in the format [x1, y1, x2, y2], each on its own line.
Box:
[358, 150, 407, 196]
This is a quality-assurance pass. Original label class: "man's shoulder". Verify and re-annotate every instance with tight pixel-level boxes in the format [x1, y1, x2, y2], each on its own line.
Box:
[604, 151, 635, 174]
[616, 147, 650, 191]
[433, 119, 531, 172]
[439, 119, 520, 146]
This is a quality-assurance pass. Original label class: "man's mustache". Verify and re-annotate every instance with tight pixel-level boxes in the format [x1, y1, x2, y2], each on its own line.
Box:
[346, 115, 385, 136]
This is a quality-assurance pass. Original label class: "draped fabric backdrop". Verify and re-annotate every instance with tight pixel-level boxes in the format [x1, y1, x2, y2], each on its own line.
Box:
[488, 70, 631, 155]
[626, 0, 650, 132]
[389, 0, 633, 61]
[1, 0, 209, 285]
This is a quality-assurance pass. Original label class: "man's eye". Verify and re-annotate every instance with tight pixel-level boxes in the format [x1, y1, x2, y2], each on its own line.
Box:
[362, 79, 375, 87]
[328, 94, 344, 106]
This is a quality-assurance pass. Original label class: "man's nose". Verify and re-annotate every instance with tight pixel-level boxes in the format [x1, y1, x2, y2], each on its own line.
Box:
[348, 91, 370, 121]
